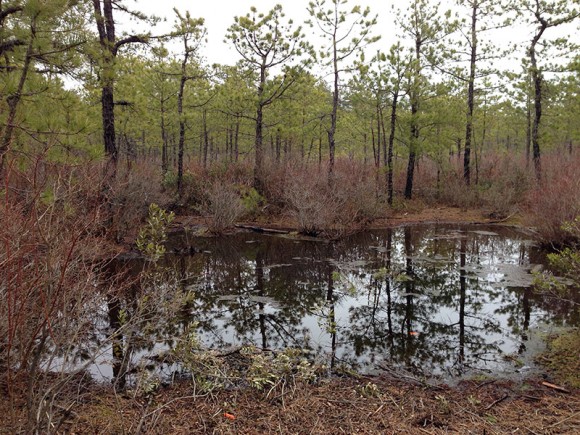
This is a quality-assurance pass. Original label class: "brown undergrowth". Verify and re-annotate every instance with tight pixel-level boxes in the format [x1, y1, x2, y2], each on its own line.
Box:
[160, 149, 580, 240]
[2, 375, 578, 434]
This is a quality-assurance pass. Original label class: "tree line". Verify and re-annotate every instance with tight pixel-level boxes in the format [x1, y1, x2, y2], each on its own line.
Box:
[1, 0, 578, 200]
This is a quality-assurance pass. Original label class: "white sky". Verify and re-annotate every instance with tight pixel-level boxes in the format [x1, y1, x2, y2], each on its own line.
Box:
[122, 0, 579, 73]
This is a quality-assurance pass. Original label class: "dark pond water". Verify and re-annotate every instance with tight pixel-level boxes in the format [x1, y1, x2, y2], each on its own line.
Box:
[84, 224, 579, 383]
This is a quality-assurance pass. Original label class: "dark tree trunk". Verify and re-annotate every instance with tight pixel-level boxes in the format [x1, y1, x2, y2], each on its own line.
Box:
[254, 63, 266, 193]
[404, 147, 416, 200]
[93, 0, 118, 167]
[177, 41, 189, 194]
[328, 33, 339, 180]
[405, 95, 419, 200]
[463, 0, 478, 185]
[387, 91, 398, 206]
[102, 83, 116, 160]
[529, 22, 547, 181]
[405, 38, 421, 200]
[525, 81, 531, 167]
[92, 0, 147, 177]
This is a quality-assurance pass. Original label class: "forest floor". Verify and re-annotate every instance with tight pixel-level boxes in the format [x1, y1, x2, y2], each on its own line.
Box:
[2, 369, 579, 434]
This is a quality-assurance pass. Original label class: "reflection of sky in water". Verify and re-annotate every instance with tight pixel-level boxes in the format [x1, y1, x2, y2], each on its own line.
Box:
[58, 225, 578, 383]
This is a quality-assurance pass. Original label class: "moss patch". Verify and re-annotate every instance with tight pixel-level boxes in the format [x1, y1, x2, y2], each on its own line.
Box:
[538, 328, 580, 388]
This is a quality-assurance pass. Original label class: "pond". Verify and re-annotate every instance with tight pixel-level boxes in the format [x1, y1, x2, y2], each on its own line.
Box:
[86, 224, 579, 384]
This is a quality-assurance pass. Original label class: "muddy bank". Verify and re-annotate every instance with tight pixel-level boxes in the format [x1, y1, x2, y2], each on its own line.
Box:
[165, 206, 524, 238]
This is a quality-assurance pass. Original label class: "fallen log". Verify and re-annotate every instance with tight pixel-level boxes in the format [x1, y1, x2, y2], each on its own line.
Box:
[235, 224, 290, 234]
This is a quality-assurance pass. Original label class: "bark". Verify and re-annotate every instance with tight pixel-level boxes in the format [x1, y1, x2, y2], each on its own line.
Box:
[92, 1, 147, 176]
[463, 0, 478, 185]
[328, 32, 338, 180]
[93, 0, 118, 163]
[253, 63, 266, 193]
[529, 23, 545, 181]
[405, 39, 421, 200]
[475, 97, 487, 185]
[387, 91, 398, 206]
[177, 51, 188, 194]
[525, 80, 531, 167]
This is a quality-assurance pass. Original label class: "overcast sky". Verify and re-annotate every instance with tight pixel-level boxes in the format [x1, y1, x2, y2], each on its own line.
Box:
[121, 0, 578, 72]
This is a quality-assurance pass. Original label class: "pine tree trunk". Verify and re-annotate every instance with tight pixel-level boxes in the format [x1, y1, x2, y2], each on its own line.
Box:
[463, 1, 477, 185]
[387, 92, 398, 206]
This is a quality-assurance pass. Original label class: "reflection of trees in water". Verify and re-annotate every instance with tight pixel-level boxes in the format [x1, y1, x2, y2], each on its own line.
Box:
[97, 225, 579, 383]
[170, 236, 331, 352]
[338, 226, 577, 377]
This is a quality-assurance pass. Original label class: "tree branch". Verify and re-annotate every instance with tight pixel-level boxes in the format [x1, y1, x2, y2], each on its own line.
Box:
[113, 35, 149, 55]
[0, 5, 23, 24]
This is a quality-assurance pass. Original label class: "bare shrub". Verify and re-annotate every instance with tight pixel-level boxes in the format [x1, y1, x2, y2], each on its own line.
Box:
[480, 158, 532, 219]
[0, 158, 119, 432]
[424, 171, 480, 209]
[261, 160, 292, 210]
[285, 173, 336, 236]
[525, 153, 580, 244]
[284, 160, 380, 236]
[107, 159, 168, 242]
[203, 181, 244, 233]
[332, 161, 381, 230]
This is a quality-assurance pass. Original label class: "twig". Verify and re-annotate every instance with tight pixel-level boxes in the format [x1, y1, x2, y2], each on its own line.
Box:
[134, 395, 152, 435]
[378, 364, 445, 391]
[476, 379, 496, 389]
[368, 403, 385, 417]
[541, 381, 571, 394]
[487, 211, 517, 224]
[485, 393, 509, 410]
[547, 411, 580, 428]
